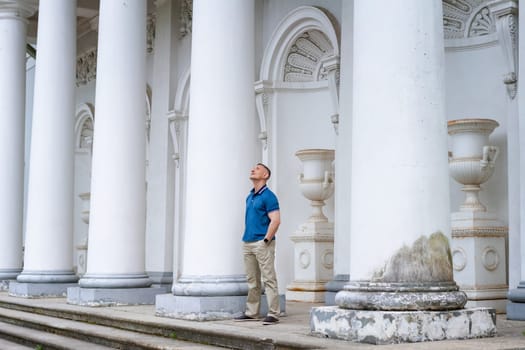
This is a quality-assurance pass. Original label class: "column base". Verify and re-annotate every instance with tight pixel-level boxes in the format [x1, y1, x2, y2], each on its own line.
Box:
[67, 286, 169, 306]
[506, 283, 525, 320]
[17, 270, 78, 283]
[9, 282, 78, 298]
[310, 306, 496, 344]
[0, 268, 22, 280]
[286, 281, 327, 302]
[462, 287, 508, 313]
[325, 274, 350, 305]
[156, 293, 286, 321]
[147, 271, 173, 288]
[79, 273, 152, 288]
[336, 282, 467, 311]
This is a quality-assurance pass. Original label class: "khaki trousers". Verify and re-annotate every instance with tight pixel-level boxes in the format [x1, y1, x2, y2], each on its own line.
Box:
[242, 240, 280, 319]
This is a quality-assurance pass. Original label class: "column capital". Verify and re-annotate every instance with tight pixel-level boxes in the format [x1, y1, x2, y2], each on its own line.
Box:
[0, 0, 38, 19]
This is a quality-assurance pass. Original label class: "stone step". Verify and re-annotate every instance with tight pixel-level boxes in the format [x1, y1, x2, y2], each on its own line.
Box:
[0, 337, 35, 350]
[0, 320, 112, 350]
[0, 296, 308, 350]
[0, 306, 223, 349]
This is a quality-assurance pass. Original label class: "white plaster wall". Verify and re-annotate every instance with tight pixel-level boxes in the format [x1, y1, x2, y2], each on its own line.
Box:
[273, 88, 336, 292]
[73, 82, 96, 273]
[23, 60, 36, 248]
[445, 46, 508, 222]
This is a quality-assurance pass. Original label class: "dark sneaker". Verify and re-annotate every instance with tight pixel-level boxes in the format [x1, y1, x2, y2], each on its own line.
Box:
[234, 314, 259, 322]
[262, 316, 279, 325]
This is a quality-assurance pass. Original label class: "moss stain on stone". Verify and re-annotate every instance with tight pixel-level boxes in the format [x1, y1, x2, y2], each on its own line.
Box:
[372, 232, 453, 283]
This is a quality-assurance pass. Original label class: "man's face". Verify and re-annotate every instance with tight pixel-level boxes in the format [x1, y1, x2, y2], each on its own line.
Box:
[250, 164, 269, 181]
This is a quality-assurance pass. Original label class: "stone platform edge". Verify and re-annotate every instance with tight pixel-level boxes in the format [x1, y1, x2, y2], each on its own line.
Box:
[310, 306, 496, 345]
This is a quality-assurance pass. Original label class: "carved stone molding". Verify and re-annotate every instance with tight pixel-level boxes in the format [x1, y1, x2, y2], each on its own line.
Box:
[254, 80, 272, 158]
[180, 0, 192, 38]
[167, 110, 188, 168]
[74, 103, 95, 153]
[76, 48, 97, 86]
[488, 0, 518, 99]
[452, 247, 467, 271]
[147, 12, 157, 53]
[0, 0, 38, 19]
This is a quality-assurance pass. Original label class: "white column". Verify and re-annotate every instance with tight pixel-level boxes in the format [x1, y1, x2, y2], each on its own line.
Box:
[0, 1, 37, 284]
[336, 0, 465, 310]
[506, 0, 525, 319]
[17, 0, 77, 285]
[145, 0, 175, 287]
[79, 0, 151, 289]
[169, 0, 256, 309]
[326, 0, 353, 304]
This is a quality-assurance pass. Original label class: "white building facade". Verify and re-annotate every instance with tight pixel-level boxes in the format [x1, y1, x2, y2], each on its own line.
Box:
[1, 0, 525, 331]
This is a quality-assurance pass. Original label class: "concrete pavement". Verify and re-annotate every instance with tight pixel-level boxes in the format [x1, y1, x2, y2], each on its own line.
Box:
[0, 292, 524, 349]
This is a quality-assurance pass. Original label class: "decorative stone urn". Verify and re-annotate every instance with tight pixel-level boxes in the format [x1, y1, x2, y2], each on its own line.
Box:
[287, 149, 335, 302]
[296, 149, 335, 222]
[447, 118, 508, 313]
[77, 192, 90, 276]
[448, 118, 499, 212]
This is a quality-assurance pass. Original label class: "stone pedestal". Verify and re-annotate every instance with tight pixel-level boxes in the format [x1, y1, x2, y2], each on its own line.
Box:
[156, 294, 286, 321]
[67, 286, 169, 306]
[451, 212, 508, 313]
[311, 306, 496, 344]
[287, 149, 334, 302]
[10, 282, 78, 298]
[286, 221, 333, 302]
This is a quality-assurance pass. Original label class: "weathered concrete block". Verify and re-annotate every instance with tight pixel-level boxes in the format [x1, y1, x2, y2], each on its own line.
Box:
[156, 293, 286, 321]
[67, 286, 169, 306]
[310, 306, 496, 344]
[9, 282, 78, 298]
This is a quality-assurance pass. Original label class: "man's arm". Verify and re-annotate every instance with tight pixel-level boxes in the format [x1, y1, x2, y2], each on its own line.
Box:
[264, 210, 281, 242]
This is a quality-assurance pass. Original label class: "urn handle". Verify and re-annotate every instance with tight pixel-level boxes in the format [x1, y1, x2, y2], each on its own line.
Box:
[298, 173, 304, 183]
[322, 170, 334, 189]
[480, 146, 499, 169]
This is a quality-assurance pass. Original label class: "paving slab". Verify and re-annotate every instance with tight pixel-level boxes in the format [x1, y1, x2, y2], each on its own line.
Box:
[1, 292, 525, 349]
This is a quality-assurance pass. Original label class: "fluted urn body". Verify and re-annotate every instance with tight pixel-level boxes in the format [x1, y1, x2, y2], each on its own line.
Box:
[295, 149, 335, 222]
[448, 118, 499, 212]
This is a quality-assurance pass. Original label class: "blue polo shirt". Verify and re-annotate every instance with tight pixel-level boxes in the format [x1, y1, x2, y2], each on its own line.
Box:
[242, 185, 279, 242]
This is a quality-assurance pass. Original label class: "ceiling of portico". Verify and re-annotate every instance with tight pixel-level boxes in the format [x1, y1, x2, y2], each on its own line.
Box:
[27, 0, 155, 54]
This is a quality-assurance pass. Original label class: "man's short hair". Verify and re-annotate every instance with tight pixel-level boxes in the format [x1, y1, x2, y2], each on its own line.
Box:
[257, 163, 271, 179]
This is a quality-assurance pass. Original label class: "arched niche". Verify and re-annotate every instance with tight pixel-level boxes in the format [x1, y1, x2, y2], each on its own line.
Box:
[260, 6, 340, 84]
[74, 103, 95, 153]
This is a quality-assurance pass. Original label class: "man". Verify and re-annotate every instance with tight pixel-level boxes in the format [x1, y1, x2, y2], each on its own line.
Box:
[235, 163, 281, 325]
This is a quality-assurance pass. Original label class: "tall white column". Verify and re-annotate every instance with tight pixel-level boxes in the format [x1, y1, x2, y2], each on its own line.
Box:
[145, 0, 175, 287]
[158, 0, 257, 319]
[0, 1, 37, 287]
[78, 0, 151, 290]
[506, 0, 525, 319]
[336, 0, 465, 310]
[15, 0, 77, 291]
[311, 2, 497, 343]
[326, 0, 353, 304]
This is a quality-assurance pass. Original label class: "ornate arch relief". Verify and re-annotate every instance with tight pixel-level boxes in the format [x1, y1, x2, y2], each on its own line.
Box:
[260, 6, 340, 84]
[75, 103, 95, 152]
[76, 48, 97, 86]
[443, 0, 495, 40]
[258, 5, 341, 149]
[444, 0, 518, 99]
[169, 66, 191, 167]
[180, 0, 193, 38]
[284, 30, 334, 83]
[147, 12, 157, 53]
